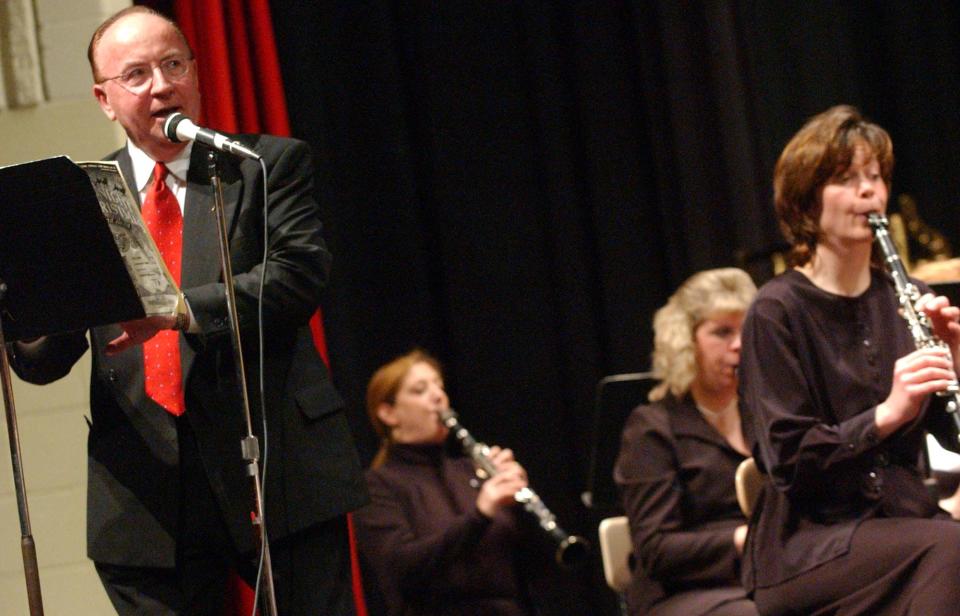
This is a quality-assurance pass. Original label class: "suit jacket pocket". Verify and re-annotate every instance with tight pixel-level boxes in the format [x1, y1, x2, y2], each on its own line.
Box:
[294, 381, 344, 421]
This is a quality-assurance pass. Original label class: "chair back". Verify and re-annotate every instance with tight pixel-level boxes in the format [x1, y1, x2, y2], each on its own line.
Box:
[598, 516, 633, 593]
[735, 457, 763, 517]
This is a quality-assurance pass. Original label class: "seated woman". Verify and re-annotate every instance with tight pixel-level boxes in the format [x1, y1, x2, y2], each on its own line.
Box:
[614, 268, 759, 616]
[353, 350, 541, 616]
[739, 105, 960, 615]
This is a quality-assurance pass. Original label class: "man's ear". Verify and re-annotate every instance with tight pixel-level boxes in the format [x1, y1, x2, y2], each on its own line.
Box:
[377, 402, 398, 428]
[92, 84, 117, 121]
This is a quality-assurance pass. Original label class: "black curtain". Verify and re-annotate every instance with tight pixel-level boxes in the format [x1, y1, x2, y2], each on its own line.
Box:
[269, 2, 960, 613]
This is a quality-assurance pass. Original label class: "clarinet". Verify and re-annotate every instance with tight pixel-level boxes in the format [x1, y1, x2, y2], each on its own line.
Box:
[438, 408, 589, 568]
[868, 212, 960, 435]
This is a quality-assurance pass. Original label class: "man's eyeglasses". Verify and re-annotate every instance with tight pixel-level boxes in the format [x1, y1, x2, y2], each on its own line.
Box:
[97, 56, 193, 93]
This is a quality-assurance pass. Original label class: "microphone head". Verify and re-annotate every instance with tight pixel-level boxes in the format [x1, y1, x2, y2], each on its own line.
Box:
[163, 112, 188, 143]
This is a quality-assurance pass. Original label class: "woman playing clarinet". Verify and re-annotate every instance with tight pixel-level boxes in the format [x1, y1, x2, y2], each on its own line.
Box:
[353, 350, 552, 616]
[739, 105, 960, 615]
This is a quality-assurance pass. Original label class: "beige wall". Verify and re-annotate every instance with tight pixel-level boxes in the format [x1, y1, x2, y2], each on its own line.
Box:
[0, 1, 128, 614]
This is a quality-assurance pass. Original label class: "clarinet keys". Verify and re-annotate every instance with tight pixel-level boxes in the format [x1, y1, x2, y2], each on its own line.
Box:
[439, 408, 590, 568]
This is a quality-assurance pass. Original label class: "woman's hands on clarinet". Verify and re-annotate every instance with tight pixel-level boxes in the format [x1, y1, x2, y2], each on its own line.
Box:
[476, 446, 529, 518]
[876, 293, 960, 439]
[918, 293, 960, 366]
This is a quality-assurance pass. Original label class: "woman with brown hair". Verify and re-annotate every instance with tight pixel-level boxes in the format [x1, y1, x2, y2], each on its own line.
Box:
[353, 350, 541, 616]
[614, 267, 758, 616]
[739, 105, 960, 615]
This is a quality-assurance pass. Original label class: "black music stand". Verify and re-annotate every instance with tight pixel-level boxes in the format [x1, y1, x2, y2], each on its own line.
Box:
[0, 157, 144, 341]
[583, 372, 656, 516]
[582, 372, 656, 616]
[0, 157, 147, 615]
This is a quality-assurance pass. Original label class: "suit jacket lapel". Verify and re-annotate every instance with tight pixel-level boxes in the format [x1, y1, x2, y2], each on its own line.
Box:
[114, 149, 139, 207]
[179, 148, 241, 386]
[181, 147, 242, 289]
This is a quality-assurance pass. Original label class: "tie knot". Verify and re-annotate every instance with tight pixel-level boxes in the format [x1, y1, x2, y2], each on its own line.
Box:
[152, 161, 169, 184]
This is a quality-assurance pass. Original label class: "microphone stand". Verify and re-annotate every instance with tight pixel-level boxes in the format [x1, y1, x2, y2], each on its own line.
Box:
[206, 152, 278, 616]
[0, 278, 45, 615]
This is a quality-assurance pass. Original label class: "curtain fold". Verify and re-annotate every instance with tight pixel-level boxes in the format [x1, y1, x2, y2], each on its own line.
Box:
[172, 0, 292, 136]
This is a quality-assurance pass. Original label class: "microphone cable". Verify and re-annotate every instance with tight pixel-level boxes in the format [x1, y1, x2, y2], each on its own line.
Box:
[252, 155, 271, 616]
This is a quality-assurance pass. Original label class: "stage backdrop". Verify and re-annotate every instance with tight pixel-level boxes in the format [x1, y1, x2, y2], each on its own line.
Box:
[129, 0, 960, 615]
[267, 3, 960, 614]
[138, 2, 960, 615]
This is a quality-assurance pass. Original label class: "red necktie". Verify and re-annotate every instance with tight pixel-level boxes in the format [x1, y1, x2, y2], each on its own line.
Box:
[141, 162, 185, 415]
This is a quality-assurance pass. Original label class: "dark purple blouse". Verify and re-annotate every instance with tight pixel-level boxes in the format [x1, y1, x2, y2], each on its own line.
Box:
[739, 269, 958, 589]
[353, 443, 532, 616]
[614, 394, 752, 615]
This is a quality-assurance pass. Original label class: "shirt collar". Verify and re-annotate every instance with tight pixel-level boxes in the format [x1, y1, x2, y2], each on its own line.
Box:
[126, 141, 193, 192]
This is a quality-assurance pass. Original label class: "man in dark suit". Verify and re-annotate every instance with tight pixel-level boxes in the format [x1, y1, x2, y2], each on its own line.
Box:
[9, 6, 367, 615]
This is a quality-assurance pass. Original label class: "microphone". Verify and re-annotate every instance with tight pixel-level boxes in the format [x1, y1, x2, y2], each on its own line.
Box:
[163, 112, 262, 161]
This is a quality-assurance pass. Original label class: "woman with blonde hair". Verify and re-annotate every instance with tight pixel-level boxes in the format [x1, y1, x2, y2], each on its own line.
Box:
[354, 350, 545, 616]
[614, 267, 758, 616]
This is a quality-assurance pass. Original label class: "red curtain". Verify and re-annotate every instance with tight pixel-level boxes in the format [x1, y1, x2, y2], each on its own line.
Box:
[170, 1, 359, 613]
[173, 0, 288, 135]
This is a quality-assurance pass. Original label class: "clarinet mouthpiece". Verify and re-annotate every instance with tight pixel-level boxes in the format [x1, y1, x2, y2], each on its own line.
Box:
[438, 408, 457, 426]
[867, 212, 888, 229]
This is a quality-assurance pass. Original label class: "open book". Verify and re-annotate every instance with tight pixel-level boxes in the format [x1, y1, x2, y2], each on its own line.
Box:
[0, 156, 181, 341]
[79, 160, 181, 316]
